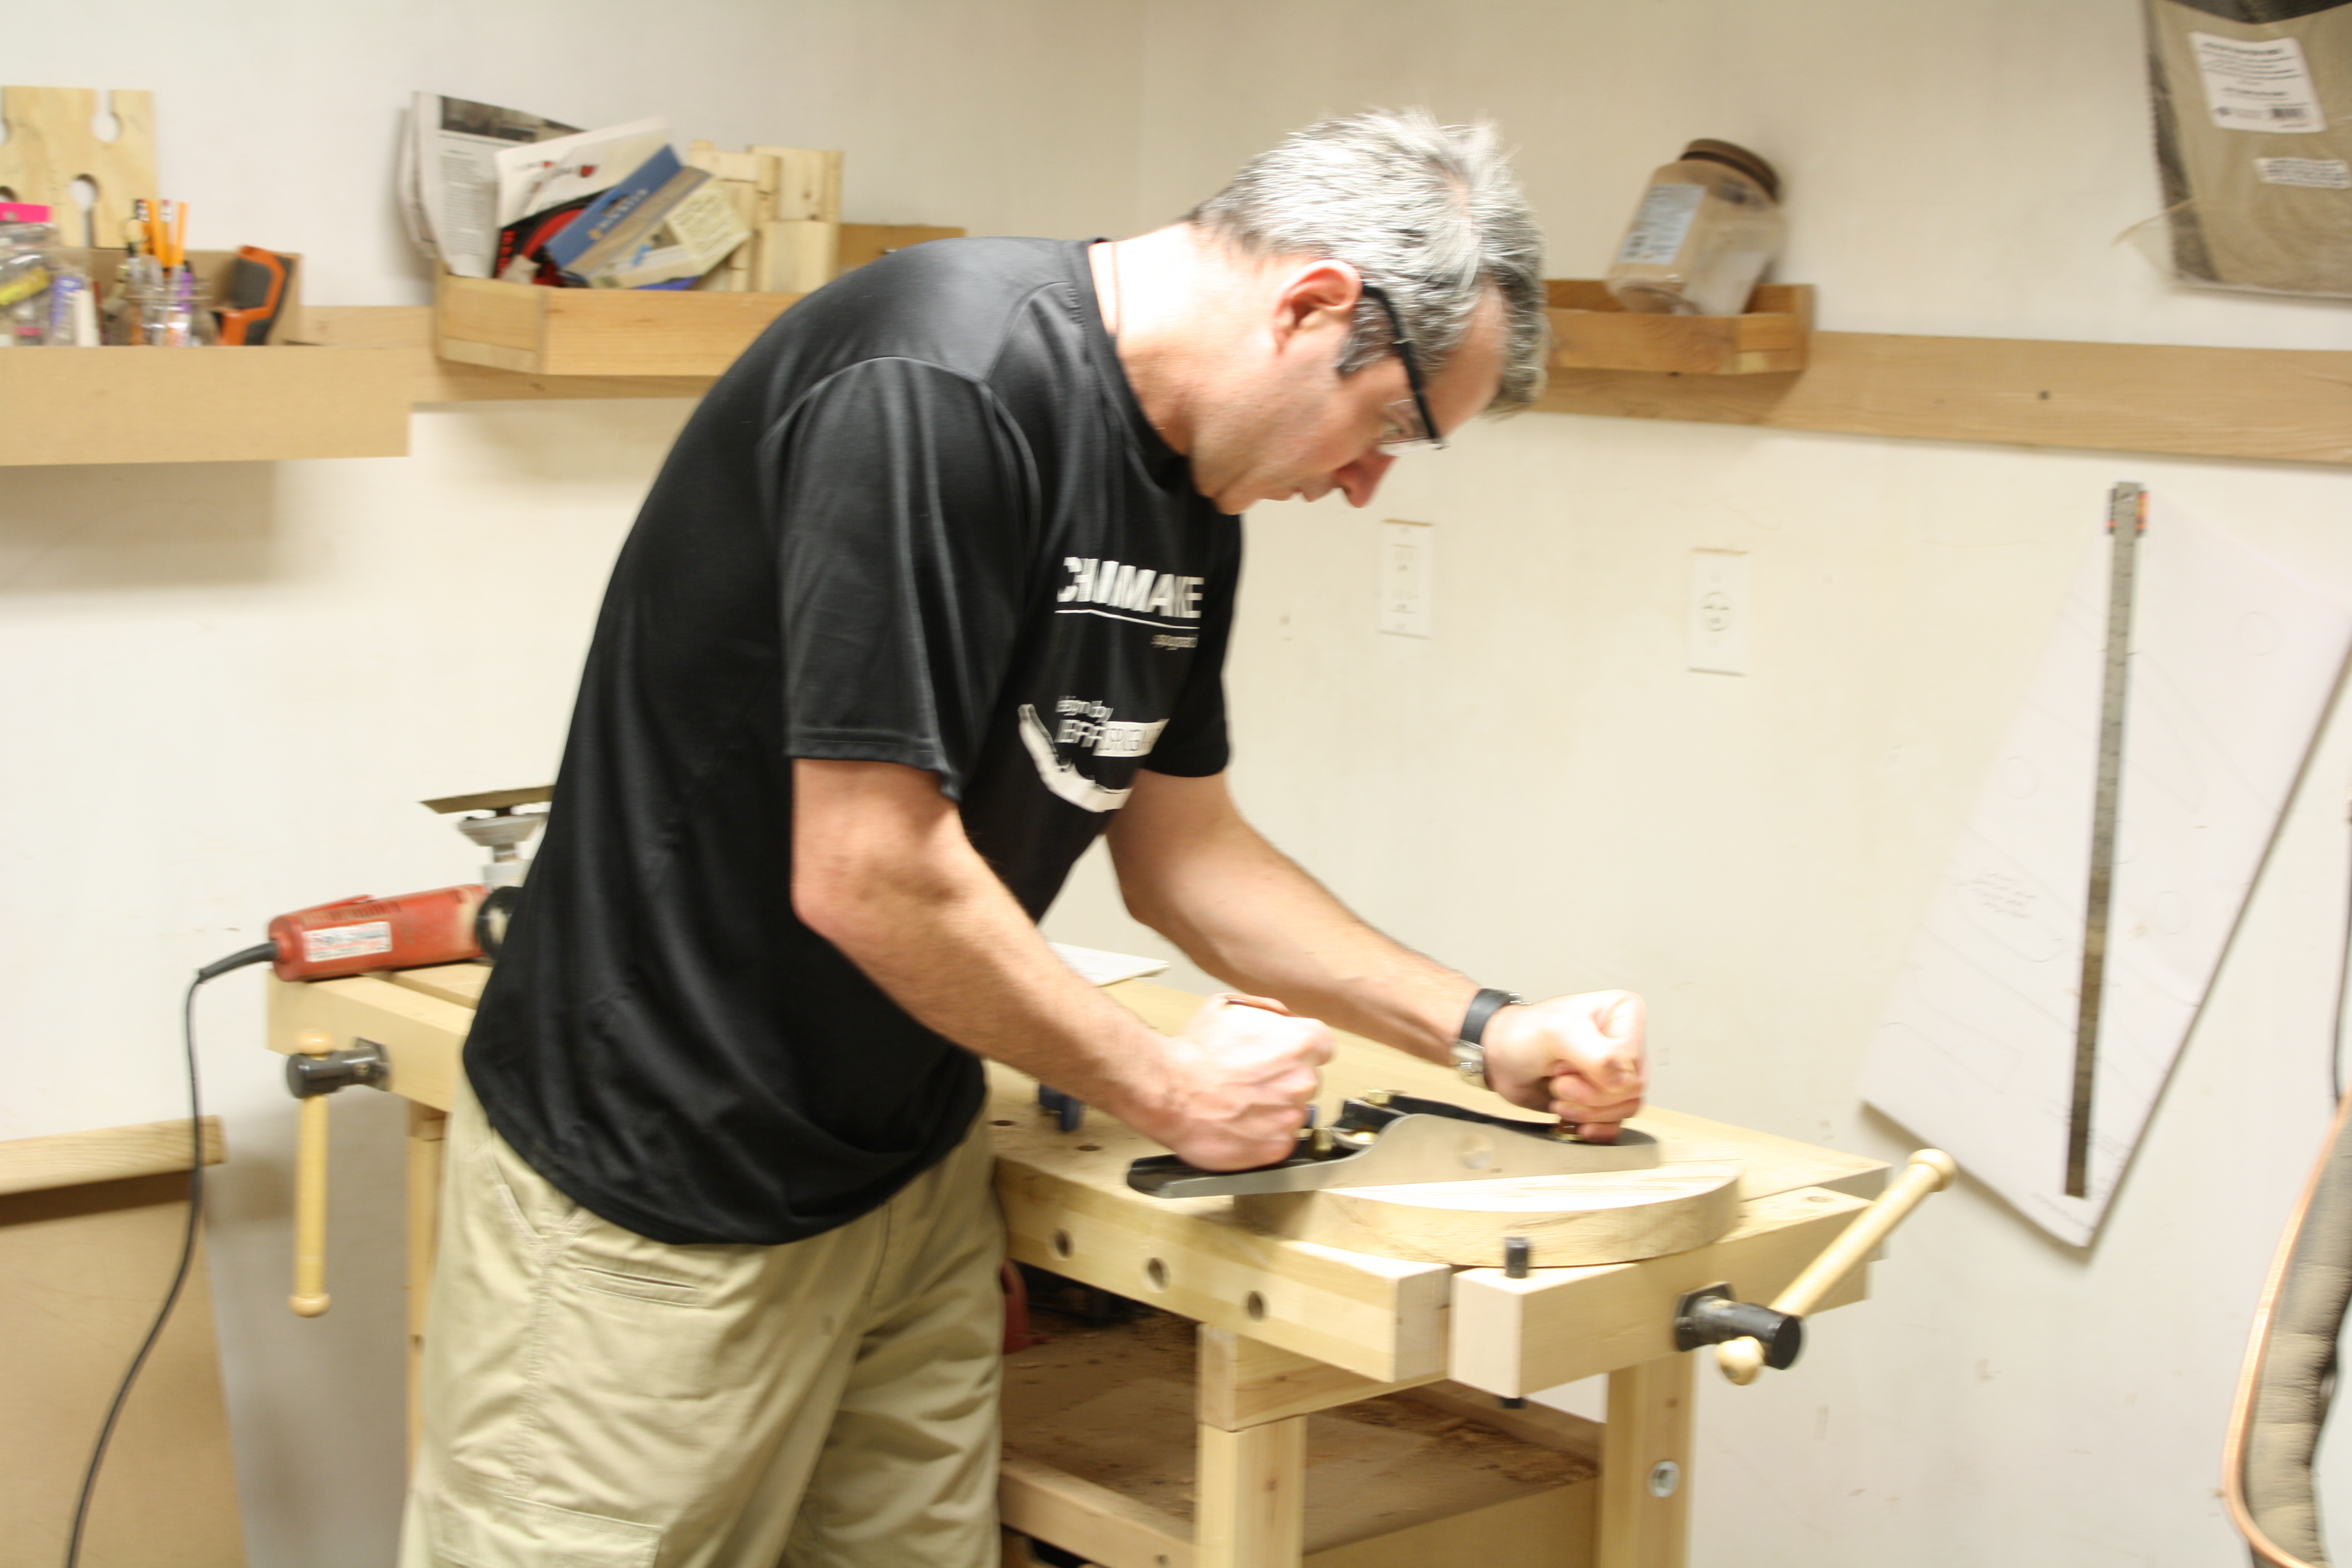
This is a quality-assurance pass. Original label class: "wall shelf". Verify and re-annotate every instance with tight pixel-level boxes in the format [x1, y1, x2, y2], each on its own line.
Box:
[1536, 321, 2352, 468]
[18, 295, 2347, 469]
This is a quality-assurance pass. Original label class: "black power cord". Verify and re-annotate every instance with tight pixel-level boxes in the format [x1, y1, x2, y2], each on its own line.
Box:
[63, 941, 272, 1568]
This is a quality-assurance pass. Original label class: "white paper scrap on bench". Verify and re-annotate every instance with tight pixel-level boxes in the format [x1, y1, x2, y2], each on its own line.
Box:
[1860, 495, 2351, 1246]
[1050, 942, 1169, 988]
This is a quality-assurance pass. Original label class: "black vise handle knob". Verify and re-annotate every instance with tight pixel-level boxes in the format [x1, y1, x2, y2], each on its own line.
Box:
[285, 1042, 391, 1099]
[1673, 1284, 1804, 1371]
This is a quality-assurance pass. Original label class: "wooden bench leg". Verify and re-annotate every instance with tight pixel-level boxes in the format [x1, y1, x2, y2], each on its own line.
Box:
[1196, 1416, 1306, 1568]
[405, 1102, 447, 1469]
[1598, 1352, 1693, 1568]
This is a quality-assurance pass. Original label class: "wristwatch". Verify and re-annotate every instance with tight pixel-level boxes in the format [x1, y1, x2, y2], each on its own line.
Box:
[1450, 988, 1523, 1089]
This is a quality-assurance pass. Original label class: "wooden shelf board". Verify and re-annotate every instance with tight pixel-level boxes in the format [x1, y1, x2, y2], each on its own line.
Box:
[307, 305, 2348, 469]
[1001, 1312, 1598, 1568]
[1540, 328, 2352, 466]
[0, 342, 412, 465]
[0, 1116, 226, 1198]
[298, 307, 717, 402]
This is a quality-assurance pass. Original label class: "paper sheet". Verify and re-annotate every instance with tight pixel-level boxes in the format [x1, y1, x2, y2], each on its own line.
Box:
[1860, 495, 2351, 1245]
[1049, 942, 1170, 988]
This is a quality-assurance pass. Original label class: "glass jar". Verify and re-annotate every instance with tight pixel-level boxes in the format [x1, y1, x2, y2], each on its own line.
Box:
[120, 269, 214, 346]
[1604, 140, 1784, 317]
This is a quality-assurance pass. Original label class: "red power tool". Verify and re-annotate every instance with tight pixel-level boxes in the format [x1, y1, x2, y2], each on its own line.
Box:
[265, 883, 518, 981]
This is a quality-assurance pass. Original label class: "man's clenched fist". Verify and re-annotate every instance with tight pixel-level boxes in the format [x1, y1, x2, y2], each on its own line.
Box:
[1479, 990, 1647, 1140]
[1140, 992, 1334, 1171]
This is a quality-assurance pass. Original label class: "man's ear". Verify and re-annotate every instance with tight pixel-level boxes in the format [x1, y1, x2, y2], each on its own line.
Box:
[1270, 259, 1362, 345]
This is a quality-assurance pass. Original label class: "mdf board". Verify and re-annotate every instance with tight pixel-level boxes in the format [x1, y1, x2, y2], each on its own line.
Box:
[0, 1170, 244, 1568]
[0, 249, 411, 466]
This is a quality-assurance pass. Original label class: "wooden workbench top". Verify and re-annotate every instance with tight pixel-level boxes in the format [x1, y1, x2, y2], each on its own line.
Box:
[270, 964, 1886, 1387]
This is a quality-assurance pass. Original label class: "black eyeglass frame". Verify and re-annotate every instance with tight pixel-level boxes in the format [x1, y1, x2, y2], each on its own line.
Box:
[1358, 282, 1447, 454]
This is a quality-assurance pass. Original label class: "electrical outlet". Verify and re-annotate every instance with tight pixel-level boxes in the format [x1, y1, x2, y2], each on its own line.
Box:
[1689, 550, 1749, 675]
[1379, 520, 1433, 638]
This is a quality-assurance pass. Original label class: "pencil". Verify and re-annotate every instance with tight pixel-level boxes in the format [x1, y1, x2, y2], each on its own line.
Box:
[171, 201, 186, 269]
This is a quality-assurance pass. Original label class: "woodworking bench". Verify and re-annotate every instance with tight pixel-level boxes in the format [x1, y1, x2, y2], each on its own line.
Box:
[267, 966, 1886, 1568]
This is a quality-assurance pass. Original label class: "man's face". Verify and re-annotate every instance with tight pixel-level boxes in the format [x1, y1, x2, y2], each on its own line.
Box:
[1189, 272, 1506, 515]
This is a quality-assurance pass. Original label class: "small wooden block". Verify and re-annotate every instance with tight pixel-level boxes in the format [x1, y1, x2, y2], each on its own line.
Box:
[751, 220, 839, 293]
[1235, 1162, 1742, 1267]
[751, 146, 842, 223]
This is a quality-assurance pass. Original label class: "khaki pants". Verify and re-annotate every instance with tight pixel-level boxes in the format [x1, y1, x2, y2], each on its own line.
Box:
[399, 1076, 1005, 1568]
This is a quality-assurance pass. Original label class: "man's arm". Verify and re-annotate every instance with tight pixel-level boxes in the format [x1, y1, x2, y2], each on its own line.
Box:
[1106, 769, 1645, 1135]
[791, 759, 1331, 1171]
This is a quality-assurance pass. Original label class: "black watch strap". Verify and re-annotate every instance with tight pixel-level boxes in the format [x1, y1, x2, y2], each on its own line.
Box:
[1451, 987, 1523, 1088]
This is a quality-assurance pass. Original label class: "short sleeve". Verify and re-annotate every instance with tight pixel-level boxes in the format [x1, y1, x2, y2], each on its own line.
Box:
[773, 357, 1037, 797]
[1138, 517, 1241, 779]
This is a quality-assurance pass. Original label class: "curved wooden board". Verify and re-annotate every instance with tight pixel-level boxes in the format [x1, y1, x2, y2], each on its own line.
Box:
[1235, 1161, 1743, 1267]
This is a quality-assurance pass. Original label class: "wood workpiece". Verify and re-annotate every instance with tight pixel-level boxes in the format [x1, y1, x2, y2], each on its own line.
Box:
[1235, 1162, 1743, 1268]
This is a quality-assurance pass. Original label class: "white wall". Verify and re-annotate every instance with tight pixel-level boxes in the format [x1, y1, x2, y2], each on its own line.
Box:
[2, 6, 1145, 1563]
[10, 2, 2352, 1566]
[1041, 3, 2352, 1566]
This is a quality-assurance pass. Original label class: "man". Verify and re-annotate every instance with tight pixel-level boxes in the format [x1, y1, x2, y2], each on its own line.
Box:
[402, 109, 1646, 1567]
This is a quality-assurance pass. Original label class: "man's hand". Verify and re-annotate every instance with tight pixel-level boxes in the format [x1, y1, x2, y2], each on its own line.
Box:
[1137, 993, 1334, 1171]
[1478, 991, 1647, 1141]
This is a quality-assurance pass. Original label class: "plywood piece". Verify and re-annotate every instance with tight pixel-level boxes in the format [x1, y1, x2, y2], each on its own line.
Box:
[838, 223, 967, 272]
[0, 1171, 244, 1567]
[1598, 1355, 1692, 1568]
[0, 1117, 224, 1197]
[1235, 1162, 1742, 1267]
[1448, 1186, 1872, 1396]
[1538, 329, 2352, 467]
[0, 87, 156, 246]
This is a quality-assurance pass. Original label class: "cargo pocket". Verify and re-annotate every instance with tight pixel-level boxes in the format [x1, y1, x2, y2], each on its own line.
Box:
[423, 1481, 661, 1568]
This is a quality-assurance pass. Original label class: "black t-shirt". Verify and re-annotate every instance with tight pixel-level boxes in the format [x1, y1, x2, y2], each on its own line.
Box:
[465, 238, 1241, 1246]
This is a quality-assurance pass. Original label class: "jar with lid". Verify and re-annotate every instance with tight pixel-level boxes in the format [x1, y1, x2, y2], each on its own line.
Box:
[1604, 140, 1783, 317]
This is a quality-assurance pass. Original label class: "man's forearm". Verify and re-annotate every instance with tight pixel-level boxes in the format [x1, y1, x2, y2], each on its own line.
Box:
[1109, 775, 1476, 1065]
[792, 765, 1180, 1123]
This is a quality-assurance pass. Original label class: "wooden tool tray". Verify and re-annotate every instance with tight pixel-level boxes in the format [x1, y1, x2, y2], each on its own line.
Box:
[1544, 281, 1813, 375]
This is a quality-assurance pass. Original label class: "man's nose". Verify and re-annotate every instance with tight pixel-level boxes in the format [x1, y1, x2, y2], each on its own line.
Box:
[1334, 451, 1396, 508]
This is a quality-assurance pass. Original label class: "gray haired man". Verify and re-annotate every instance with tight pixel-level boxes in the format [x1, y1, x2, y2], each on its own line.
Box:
[403, 109, 1648, 1567]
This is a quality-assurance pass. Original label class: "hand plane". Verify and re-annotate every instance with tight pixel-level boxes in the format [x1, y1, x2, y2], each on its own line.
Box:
[1126, 1090, 1659, 1199]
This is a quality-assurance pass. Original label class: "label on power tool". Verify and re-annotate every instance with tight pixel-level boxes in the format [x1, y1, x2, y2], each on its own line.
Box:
[302, 921, 394, 965]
